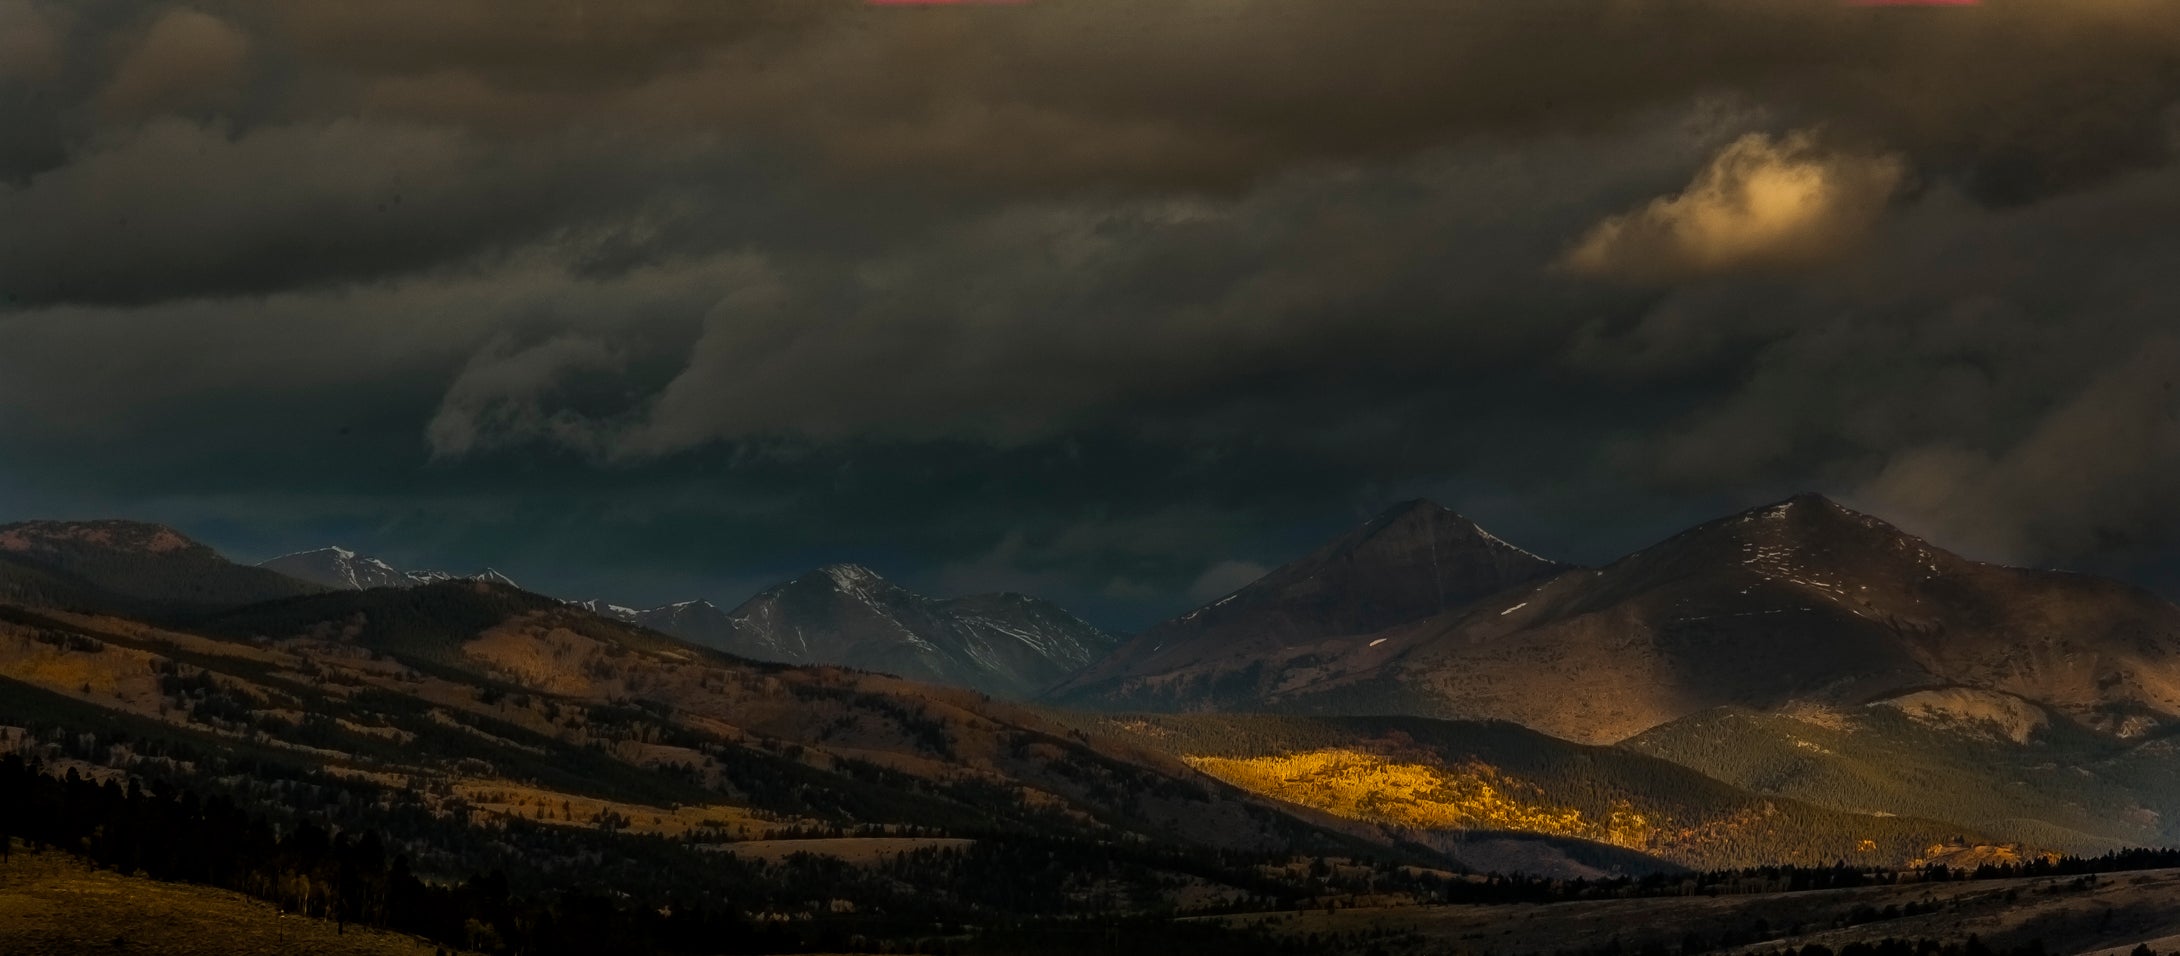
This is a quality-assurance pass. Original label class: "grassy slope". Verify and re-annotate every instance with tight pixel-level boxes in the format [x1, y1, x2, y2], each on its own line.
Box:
[0, 839, 467, 956]
[1622, 705, 2178, 854]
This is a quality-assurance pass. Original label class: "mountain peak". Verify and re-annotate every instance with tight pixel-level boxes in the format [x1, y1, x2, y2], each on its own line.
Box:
[1725, 493, 1912, 540]
[1615, 493, 1938, 579]
[1351, 499, 1553, 561]
[282, 545, 359, 561]
[817, 563, 888, 590]
[1376, 498, 1455, 520]
[1265, 498, 1569, 615]
[1359, 498, 1472, 536]
[1764, 492, 1857, 518]
[1051, 501, 1570, 706]
[266, 545, 397, 568]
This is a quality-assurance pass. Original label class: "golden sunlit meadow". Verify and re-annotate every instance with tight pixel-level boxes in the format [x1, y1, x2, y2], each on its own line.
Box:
[1187, 748, 1631, 844]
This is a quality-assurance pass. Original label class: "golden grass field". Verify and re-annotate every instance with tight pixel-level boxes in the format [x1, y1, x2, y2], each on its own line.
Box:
[0, 839, 466, 956]
[1187, 749, 1602, 837]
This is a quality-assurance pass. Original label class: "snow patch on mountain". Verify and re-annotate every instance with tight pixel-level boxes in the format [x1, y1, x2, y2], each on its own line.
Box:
[258, 547, 521, 593]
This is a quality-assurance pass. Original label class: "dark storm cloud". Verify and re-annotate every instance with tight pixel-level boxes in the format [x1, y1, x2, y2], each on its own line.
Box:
[408, 115, 1722, 456]
[13, 1, 2180, 304]
[7, 0, 2180, 622]
[241, 0, 2180, 194]
[0, 118, 627, 305]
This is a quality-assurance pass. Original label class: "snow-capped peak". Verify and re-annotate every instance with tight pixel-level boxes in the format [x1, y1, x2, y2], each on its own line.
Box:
[699, 565, 1117, 699]
[262, 543, 526, 593]
[260, 546, 414, 591]
[820, 563, 885, 588]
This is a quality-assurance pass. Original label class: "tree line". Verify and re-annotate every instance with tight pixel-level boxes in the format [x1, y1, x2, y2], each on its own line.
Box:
[0, 753, 807, 955]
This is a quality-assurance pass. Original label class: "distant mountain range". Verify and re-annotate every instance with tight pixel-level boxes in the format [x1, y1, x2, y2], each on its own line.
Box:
[39, 495, 2180, 749]
[77, 491, 2180, 742]
[719, 564, 1118, 699]
[254, 547, 1116, 699]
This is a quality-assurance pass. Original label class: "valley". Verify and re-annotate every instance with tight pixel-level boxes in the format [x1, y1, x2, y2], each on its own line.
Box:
[5, 496, 2180, 954]
[16, 0, 2180, 951]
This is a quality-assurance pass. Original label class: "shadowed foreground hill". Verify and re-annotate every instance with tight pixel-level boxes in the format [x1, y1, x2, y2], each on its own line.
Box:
[0, 578, 1400, 864]
[0, 838, 468, 956]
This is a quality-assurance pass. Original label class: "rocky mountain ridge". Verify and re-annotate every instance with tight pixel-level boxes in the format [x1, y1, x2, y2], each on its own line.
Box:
[258, 546, 521, 592]
[717, 563, 1120, 699]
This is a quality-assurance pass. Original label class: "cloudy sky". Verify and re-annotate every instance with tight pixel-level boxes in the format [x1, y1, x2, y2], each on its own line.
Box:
[4, 0, 2180, 628]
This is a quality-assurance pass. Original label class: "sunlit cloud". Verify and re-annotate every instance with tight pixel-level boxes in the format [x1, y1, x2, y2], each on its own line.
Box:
[1562, 131, 1907, 283]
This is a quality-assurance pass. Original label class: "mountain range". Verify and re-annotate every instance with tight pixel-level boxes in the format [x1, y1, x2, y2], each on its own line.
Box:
[48, 491, 2180, 754]
[91, 491, 2180, 748]
[255, 546, 1117, 699]
[0, 516, 2022, 868]
[1057, 494, 2180, 745]
[9, 495, 2180, 950]
[562, 568, 1120, 700]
